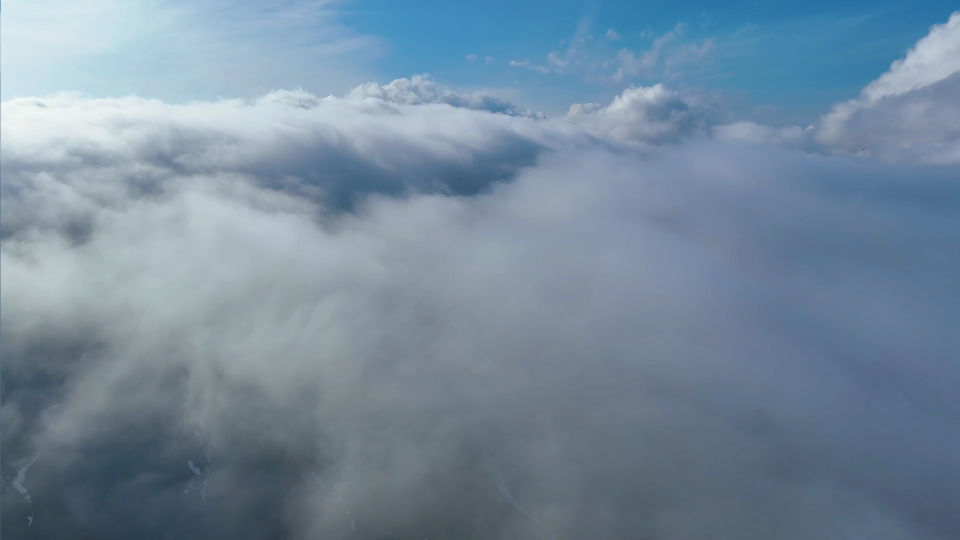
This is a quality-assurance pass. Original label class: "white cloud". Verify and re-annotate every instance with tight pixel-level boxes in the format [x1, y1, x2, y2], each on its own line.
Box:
[858, 12, 960, 101]
[817, 12, 960, 162]
[3, 74, 959, 539]
[509, 59, 552, 74]
[713, 121, 817, 150]
[564, 84, 726, 145]
[510, 21, 711, 84]
[485, 56, 495, 64]
[345, 75, 544, 118]
[466, 53, 479, 61]
[709, 12, 960, 165]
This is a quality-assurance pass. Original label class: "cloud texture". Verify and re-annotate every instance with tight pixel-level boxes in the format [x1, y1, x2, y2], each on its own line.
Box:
[817, 12, 960, 163]
[3, 13, 960, 540]
[565, 84, 726, 145]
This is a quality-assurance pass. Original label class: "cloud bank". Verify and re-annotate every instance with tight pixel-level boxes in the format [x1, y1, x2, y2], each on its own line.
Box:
[816, 12, 960, 163]
[3, 12, 960, 540]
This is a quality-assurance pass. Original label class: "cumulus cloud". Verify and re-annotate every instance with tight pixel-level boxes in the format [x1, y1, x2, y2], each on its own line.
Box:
[712, 12, 960, 164]
[565, 84, 726, 145]
[3, 19, 960, 540]
[817, 11, 960, 162]
[346, 75, 544, 118]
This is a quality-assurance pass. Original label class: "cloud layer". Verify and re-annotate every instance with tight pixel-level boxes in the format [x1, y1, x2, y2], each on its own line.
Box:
[3, 12, 960, 540]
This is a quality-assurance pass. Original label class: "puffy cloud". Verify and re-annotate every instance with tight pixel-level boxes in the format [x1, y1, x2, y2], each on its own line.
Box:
[3, 77, 960, 540]
[564, 84, 726, 145]
[466, 53, 479, 61]
[855, 12, 960, 102]
[817, 12, 960, 162]
[346, 75, 544, 118]
[711, 12, 960, 164]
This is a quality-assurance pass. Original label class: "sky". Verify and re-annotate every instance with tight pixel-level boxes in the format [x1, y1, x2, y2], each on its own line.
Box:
[347, 0, 957, 118]
[1, 1, 957, 120]
[2, 2, 960, 540]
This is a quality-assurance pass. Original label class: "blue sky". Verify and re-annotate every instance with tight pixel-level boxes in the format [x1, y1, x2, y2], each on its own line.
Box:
[346, 0, 956, 120]
[1, 1, 957, 122]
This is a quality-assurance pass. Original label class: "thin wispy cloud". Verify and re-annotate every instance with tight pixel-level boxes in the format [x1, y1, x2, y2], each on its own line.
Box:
[509, 59, 553, 74]
[1, 0, 382, 101]
[510, 20, 717, 84]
